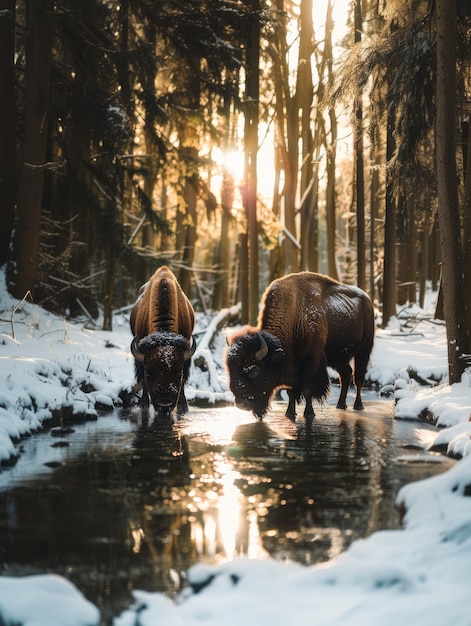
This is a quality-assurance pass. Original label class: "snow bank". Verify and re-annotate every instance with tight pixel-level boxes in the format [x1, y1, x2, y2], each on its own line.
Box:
[0, 574, 99, 626]
[0, 301, 132, 465]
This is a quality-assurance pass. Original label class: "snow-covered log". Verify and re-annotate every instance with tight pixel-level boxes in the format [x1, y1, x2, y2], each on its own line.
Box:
[196, 304, 241, 352]
[190, 304, 240, 400]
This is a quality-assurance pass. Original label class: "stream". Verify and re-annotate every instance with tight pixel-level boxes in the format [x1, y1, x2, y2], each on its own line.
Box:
[0, 391, 454, 625]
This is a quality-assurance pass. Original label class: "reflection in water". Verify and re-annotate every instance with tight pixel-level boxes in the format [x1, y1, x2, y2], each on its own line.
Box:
[0, 400, 453, 624]
[217, 466, 241, 558]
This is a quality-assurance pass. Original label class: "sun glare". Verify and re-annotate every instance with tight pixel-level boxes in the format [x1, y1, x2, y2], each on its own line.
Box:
[224, 149, 246, 182]
[212, 147, 245, 183]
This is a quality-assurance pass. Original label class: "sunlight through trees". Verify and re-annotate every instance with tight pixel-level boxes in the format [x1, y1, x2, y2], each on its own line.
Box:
[1, 0, 471, 379]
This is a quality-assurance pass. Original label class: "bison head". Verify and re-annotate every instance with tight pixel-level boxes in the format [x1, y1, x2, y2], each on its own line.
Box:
[225, 329, 285, 419]
[131, 331, 195, 414]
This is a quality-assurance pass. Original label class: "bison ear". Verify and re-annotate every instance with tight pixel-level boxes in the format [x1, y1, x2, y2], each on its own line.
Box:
[131, 337, 145, 363]
[255, 331, 268, 360]
[184, 336, 197, 361]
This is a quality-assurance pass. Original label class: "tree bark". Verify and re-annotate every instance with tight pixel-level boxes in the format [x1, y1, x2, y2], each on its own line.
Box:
[270, 0, 297, 276]
[369, 152, 380, 301]
[462, 122, 471, 343]
[354, 0, 366, 289]
[300, 165, 319, 271]
[213, 172, 233, 310]
[382, 95, 397, 327]
[0, 0, 16, 265]
[177, 148, 198, 297]
[7, 0, 52, 298]
[238, 232, 249, 324]
[435, 0, 469, 382]
[324, 1, 338, 280]
[243, 0, 260, 325]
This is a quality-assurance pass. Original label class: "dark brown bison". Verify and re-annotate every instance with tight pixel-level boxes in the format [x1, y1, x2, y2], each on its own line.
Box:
[226, 272, 375, 422]
[130, 266, 196, 416]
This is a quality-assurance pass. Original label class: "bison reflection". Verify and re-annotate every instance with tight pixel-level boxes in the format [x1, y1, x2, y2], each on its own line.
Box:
[130, 266, 196, 417]
[226, 272, 375, 421]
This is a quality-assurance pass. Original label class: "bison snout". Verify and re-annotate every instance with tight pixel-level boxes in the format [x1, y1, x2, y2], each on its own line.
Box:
[235, 397, 254, 411]
[151, 395, 178, 417]
[154, 397, 175, 407]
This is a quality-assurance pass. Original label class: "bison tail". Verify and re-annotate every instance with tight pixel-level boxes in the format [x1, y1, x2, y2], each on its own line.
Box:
[312, 363, 331, 403]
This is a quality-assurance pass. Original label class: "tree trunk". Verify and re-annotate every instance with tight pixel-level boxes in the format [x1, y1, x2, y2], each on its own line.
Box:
[141, 19, 158, 251]
[369, 155, 380, 301]
[300, 165, 319, 271]
[270, 141, 283, 280]
[298, 0, 314, 198]
[407, 195, 417, 303]
[243, 0, 260, 325]
[462, 122, 471, 342]
[419, 212, 430, 308]
[270, 0, 297, 276]
[354, 0, 366, 289]
[324, 2, 338, 280]
[7, 0, 53, 299]
[382, 98, 397, 327]
[239, 232, 249, 324]
[325, 136, 338, 280]
[179, 150, 198, 296]
[396, 194, 408, 306]
[435, 0, 469, 383]
[213, 172, 233, 310]
[174, 49, 201, 297]
[0, 0, 16, 265]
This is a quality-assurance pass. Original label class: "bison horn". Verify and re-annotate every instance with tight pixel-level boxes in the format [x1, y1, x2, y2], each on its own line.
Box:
[131, 337, 145, 363]
[255, 331, 268, 360]
[184, 336, 197, 361]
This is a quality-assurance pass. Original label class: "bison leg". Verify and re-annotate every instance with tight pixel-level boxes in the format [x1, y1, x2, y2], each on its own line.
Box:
[175, 361, 191, 417]
[285, 389, 297, 421]
[352, 348, 371, 410]
[176, 390, 189, 417]
[134, 360, 150, 408]
[336, 363, 352, 410]
[352, 359, 367, 410]
[303, 392, 315, 422]
[140, 390, 150, 408]
[353, 389, 364, 411]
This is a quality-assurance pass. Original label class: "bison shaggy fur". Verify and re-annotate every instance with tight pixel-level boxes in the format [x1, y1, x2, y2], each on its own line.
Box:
[226, 272, 375, 421]
[130, 266, 195, 417]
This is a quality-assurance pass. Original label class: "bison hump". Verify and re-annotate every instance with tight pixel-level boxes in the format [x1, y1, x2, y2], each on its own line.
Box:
[148, 276, 180, 332]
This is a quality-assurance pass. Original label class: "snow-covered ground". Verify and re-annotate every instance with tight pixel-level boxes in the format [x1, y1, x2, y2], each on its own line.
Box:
[0, 270, 470, 626]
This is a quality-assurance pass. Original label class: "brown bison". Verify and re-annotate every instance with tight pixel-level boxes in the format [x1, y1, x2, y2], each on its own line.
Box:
[226, 272, 375, 422]
[130, 266, 196, 416]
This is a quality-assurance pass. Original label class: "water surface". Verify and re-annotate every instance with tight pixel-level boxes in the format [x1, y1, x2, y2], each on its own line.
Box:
[0, 392, 453, 624]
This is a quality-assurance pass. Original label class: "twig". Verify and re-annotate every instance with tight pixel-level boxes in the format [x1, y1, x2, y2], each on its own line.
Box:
[24, 159, 67, 172]
[11, 291, 33, 341]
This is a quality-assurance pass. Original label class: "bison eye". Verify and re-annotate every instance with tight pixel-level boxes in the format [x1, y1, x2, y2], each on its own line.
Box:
[242, 365, 260, 379]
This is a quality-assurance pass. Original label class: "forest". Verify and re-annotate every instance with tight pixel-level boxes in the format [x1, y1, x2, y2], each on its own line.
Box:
[1, 0, 471, 383]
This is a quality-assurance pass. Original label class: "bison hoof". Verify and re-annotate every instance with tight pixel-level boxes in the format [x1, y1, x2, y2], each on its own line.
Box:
[353, 401, 364, 410]
[285, 410, 296, 422]
[336, 402, 347, 410]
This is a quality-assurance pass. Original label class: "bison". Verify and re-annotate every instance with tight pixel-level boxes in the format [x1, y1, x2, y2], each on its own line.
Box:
[130, 266, 196, 417]
[226, 271, 375, 422]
